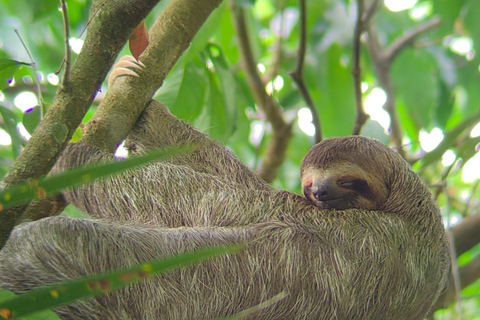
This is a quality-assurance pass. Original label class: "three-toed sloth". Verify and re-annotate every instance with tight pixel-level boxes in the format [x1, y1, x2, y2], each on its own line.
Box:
[0, 98, 450, 319]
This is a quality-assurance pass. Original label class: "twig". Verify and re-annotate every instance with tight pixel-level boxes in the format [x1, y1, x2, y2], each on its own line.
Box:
[362, 0, 382, 23]
[444, 183, 464, 318]
[384, 17, 442, 63]
[289, 0, 322, 143]
[351, 0, 369, 135]
[230, 2, 292, 183]
[265, 0, 286, 83]
[14, 29, 44, 115]
[365, 17, 442, 158]
[462, 180, 479, 216]
[59, 0, 71, 85]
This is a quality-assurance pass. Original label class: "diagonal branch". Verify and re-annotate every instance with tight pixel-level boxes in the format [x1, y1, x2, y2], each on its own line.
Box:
[83, 0, 223, 152]
[0, 0, 161, 249]
[230, 2, 292, 183]
[289, 0, 322, 143]
[365, 17, 441, 159]
[351, 0, 369, 135]
[384, 17, 442, 63]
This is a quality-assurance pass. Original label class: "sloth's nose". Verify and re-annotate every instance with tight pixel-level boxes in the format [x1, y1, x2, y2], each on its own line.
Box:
[311, 178, 342, 201]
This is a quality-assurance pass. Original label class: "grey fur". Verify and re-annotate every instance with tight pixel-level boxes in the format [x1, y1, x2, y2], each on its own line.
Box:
[0, 101, 450, 319]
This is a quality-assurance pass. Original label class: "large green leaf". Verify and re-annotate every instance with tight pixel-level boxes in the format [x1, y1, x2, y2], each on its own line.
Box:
[0, 105, 22, 159]
[316, 44, 355, 137]
[171, 60, 207, 122]
[392, 50, 438, 130]
[0, 59, 27, 90]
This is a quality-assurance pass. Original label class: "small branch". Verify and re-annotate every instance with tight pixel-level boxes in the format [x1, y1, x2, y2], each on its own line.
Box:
[265, 0, 286, 83]
[444, 182, 464, 317]
[364, 17, 441, 158]
[59, 0, 71, 86]
[351, 0, 369, 135]
[384, 17, 442, 63]
[230, 2, 292, 183]
[289, 0, 322, 143]
[14, 30, 44, 115]
[362, 0, 382, 23]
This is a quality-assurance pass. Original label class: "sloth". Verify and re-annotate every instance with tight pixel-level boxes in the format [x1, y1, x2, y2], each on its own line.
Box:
[0, 60, 451, 320]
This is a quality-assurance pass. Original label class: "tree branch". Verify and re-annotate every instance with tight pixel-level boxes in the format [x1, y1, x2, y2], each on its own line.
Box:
[0, 0, 161, 249]
[83, 0, 223, 152]
[289, 0, 322, 143]
[351, 0, 369, 135]
[384, 17, 442, 63]
[230, 2, 292, 183]
[365, 17, 441, 159]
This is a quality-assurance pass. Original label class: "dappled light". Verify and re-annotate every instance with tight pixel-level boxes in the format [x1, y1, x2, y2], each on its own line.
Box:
[385, 0, 417, 12]
[364, 87, 390, 131]
[297, 107, 315, 137]
[462, 152, 480, 183]
[419, 128, 444, 152]
[13, 92, 37, 112]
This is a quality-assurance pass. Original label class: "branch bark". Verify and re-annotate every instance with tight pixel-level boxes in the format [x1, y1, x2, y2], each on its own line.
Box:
[0, 0, 160, 248]
[365, 17, 441, 159]
[230, 2, 292, 183]
[351, 0, 369, 135]
[83, 0, 223, 152]
[290, 0, 322, 143]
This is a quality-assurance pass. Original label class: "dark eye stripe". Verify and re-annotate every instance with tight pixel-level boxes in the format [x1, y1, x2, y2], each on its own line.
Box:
[339, 179, 371, 195]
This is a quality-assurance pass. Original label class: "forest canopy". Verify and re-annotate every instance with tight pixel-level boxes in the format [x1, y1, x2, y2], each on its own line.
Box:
[0, 0, 479, 318]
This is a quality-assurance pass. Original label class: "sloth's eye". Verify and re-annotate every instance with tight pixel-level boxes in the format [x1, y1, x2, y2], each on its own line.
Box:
[338, 179, 371, 195]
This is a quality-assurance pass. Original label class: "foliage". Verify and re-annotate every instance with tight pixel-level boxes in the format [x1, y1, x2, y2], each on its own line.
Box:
[0, 0, 479, 318]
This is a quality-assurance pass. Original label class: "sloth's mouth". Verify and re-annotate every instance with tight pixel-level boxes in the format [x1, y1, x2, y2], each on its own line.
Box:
[305, 191, 354, 210]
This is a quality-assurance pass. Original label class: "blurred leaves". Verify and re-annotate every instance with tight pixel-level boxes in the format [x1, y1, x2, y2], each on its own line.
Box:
[1, 0, 480, 317]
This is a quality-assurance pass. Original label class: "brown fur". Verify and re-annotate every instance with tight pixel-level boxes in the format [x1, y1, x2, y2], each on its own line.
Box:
[0, 100, 450, 319]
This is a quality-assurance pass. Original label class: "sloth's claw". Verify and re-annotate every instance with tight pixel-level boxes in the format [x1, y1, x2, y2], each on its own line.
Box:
[108, 56, 145, 88]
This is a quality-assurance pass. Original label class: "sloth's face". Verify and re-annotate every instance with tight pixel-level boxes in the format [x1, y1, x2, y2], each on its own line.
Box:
[301, 161, 389, 210]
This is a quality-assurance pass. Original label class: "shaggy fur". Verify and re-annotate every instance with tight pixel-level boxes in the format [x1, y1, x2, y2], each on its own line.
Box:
[0, 101, 450, 319]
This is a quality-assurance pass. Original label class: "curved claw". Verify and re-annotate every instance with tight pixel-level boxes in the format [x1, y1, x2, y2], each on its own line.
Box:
[107, 56, 145, 88]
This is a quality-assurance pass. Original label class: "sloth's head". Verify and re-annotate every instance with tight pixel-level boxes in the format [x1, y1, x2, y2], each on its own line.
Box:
[301, 136, 417, 211]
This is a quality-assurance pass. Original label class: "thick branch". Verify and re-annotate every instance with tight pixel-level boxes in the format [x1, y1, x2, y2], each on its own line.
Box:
[0, 0, 160, 248]
[83, 0, 223, 152]
[451, 213, 480, 257]
[230, 2, 292, 183]
[433, 252, 480, 311]
[290, 0, 322, 143]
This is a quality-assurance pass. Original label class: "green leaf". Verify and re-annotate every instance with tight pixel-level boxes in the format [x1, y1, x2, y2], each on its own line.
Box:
[0, 59, 25, 90]
[0, 105, 22, 159]
[0, 144, 198, 211]
[435, 79, 455, 129]
[0, 246, 239, 319]
[0, 290, 61, 320]
[205, 44, 237, 142]
[315, 44, 355, 137]
[23, 105, 42, 135]
[171, 61, 206, 122]
[392, 50, 438, 130]
[30, 0, 59, 21]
